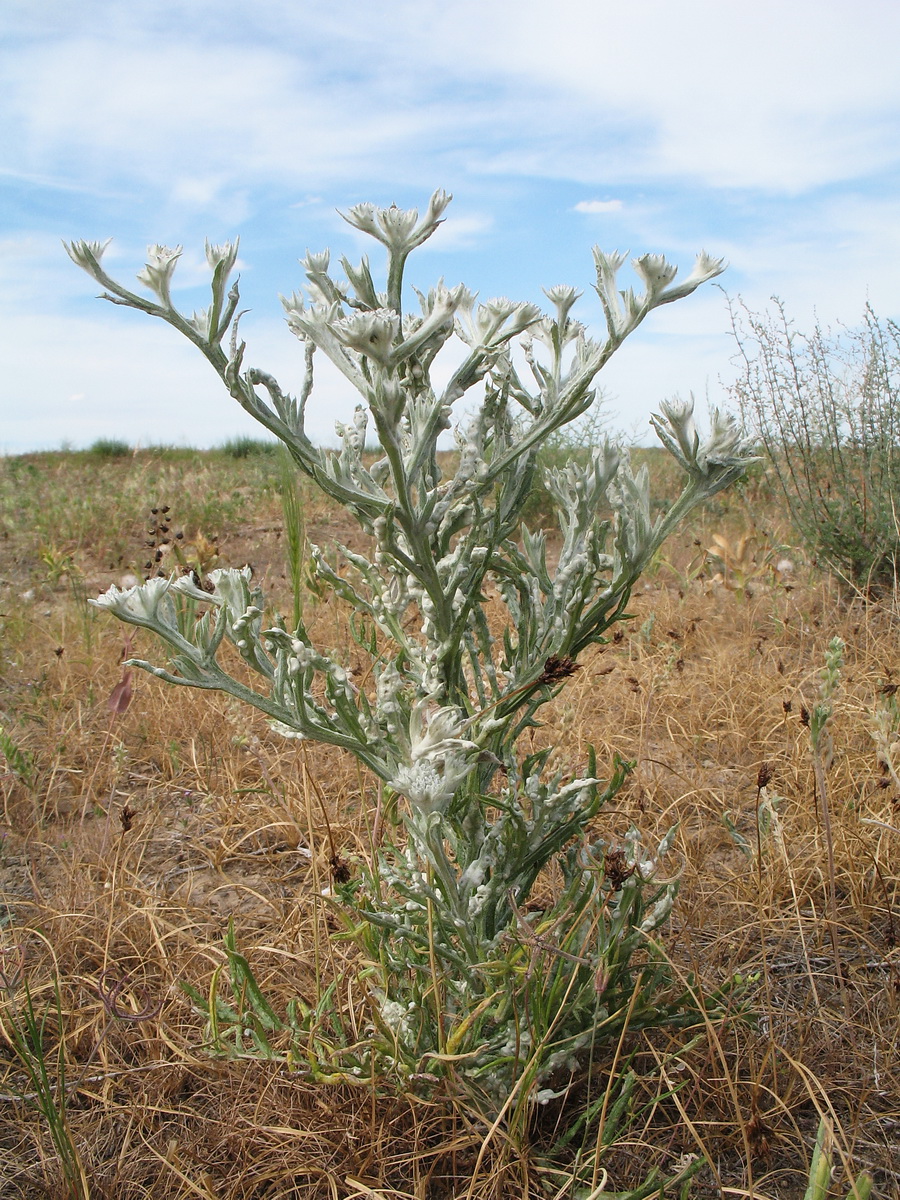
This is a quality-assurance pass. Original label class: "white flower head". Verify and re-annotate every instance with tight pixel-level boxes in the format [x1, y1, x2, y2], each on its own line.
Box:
[390, 702, 478, 815]
[455, 296, 540, 349]
[651, 398, 757, 479]
[188, 307, 212, 337]
[657, 250, 726, 304]
[136, 244, 182, 305]
[408, 702, 477, 762]
[416, 280, 472, 322]
[632, 253, 678, 299]
[543, 284, 582, 327]
[696, 407, 758, 472]
[302, 248, 331, 276]
[341, 190, 452, 255]
[592, 248, 630, 333]
[391, 760, 458, 815]
[90, 576, 175, 629]
[280, 289, 306, 324]
[205, 239, 239, 274]
[332, 308, 400, 364]
[170, 572, 219, 602]
[653, 397, 700, 471]
[63, 239, 113, 281]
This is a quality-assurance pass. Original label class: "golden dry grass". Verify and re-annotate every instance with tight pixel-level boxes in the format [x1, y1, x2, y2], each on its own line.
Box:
[0, 450, 898, 1198]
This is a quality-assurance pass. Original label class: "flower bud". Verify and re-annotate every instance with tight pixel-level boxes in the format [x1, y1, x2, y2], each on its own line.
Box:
[136, 244, 182, 307]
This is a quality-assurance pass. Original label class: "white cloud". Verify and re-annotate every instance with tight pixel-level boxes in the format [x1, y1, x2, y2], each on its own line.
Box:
[425, 211, 494, 250]
[1, 35, 447, 221]
[3, 0, 900, 453]
[0, 307, 364, 454]
[574, 200, 623, 215]
[5, 2, 900, 204]
[368, 0, 900, 192]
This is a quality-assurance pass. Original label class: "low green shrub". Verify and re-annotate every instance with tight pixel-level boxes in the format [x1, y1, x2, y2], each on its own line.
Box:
[88, 437, 131, 457]
[220, 435, 280, 458]
[729, 299, 900, 592]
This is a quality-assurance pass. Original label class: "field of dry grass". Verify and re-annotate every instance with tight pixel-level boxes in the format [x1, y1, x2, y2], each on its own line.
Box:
[0, 447, 897, 1198]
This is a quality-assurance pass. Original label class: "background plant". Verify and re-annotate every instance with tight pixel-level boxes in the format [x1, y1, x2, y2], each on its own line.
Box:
[729, 298, 900, 592]
[66, 193, 754, 1114]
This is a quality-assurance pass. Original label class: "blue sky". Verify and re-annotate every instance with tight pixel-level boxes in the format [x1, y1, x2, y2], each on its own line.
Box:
[3, 0, 900, 451]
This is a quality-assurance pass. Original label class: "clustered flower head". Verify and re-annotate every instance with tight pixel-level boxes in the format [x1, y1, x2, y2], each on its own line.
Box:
[389, 702, 478, 815]
[593, 247, 725, 342]
[341, 189, 452, 253]
[651, 397, 758, 481]
[136, 244, 183, 305]
[91, 575, 176, 628]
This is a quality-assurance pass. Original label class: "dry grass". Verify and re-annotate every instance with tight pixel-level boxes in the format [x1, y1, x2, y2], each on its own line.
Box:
[0, 450, 897, 1198]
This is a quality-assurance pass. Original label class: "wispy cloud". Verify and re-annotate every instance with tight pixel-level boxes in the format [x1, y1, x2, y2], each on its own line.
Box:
[574, 200, 623, 215]
[1, 309, 362, 453]
[8, 1, 900, 198]
[396, 0, 900, 192]
[2, 0, 899, 450]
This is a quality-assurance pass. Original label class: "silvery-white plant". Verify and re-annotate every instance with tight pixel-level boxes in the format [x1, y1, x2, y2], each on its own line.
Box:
[68, 192, 754, 1110]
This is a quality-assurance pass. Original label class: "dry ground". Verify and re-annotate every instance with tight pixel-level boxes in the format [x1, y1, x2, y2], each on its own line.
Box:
[0, 449, 897, 1198]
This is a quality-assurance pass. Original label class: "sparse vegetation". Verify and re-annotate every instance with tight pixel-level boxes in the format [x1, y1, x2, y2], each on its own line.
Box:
[1, 442, 897, 1198]
[0, 202, 897, 1196]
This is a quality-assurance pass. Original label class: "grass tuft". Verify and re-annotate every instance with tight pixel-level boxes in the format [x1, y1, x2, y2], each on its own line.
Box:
[219, 436, 280, 459]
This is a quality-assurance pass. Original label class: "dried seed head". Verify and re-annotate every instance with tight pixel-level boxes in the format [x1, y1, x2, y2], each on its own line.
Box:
[756, 762, 772, 790]
[604, 849, 635, 890]
[746, 1112, 774, 1159]
[330, 854, 351, 884]
[538, 655, 581, 686]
